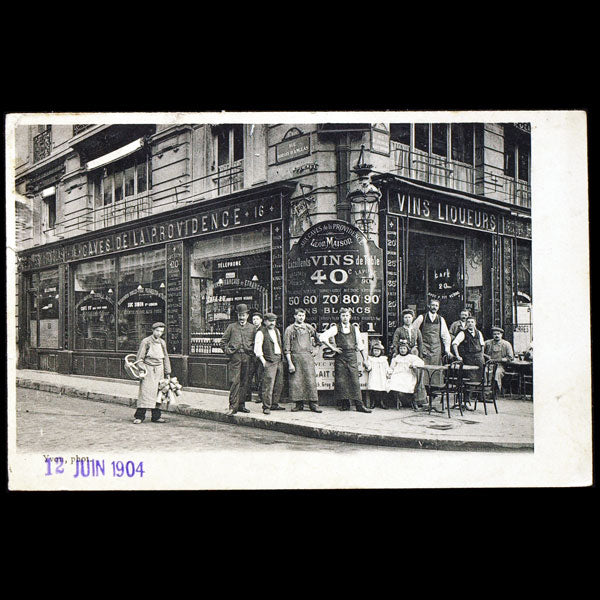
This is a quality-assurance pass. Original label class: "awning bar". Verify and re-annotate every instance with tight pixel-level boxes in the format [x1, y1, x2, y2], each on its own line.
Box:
[86, 138, 145, 171]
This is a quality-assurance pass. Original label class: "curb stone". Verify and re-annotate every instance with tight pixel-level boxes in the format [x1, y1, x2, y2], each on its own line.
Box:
[16, 378, 533, 451]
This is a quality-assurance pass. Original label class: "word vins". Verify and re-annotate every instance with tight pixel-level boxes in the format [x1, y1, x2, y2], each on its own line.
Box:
[44, 457, 145, 478]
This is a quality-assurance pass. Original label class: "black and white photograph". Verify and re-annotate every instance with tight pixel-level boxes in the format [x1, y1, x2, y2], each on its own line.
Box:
[5, 111, 591, 490]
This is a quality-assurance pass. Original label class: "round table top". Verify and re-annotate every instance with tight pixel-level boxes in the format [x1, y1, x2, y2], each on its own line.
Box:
[413, 364, 447, 370]
[460, 364, 480, 370]
[509, 360, 533, 366]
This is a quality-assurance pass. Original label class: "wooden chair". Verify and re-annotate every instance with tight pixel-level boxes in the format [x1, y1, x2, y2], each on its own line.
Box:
[463, 361, 499, 415]
[444, 361, 465, 417]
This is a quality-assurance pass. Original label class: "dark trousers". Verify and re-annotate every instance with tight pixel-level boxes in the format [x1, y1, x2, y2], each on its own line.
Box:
[228, 352, 253, 411]
[134, 408, 162, 421]
[367, 390, 388, 408]
[248, 357, 264, 402]
[261, 358, 284, 409]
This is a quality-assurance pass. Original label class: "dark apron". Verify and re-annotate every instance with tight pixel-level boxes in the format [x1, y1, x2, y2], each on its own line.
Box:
[421, 316, 443, 386]
[460, 330, 484, 382]
[334, 328, 362, 404]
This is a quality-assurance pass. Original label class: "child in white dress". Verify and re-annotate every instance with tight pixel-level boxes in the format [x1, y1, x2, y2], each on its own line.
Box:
[366, 339, 391, 409]
[386, 339, 426, 410]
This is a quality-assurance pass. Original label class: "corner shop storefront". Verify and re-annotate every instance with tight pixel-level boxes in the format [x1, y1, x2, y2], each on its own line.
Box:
[378, 177, 532, 352]
[17, 183, 293, 389]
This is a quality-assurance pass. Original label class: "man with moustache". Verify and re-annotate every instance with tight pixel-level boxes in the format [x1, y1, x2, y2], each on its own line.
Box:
[220, 304, 255, 415]
[484, 326, 514, 393]
[412, 299, 453, 387]
[283, 308, 322, 413]
[254, 312, 286, 415]
[449, 308, 471, 340]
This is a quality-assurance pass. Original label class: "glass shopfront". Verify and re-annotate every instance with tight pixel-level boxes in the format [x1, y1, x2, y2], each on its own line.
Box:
[27, 269, 60, 348]
[404, 230, 492, 328]
[74, 258, 117, 350]
[189, 225, 271, 354]
[73, 248, 165, 352]
[117, 248, 166, 351]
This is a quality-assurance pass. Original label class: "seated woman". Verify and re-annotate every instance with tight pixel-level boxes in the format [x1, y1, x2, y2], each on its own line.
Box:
[386, 339, 426, 410]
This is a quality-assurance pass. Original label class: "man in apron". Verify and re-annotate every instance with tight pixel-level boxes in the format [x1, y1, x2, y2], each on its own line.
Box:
[412, 299, 453, 387]
[283, 308, 322, 413]
[452, 316, 486, 382]
[254, 312, 286, 415]
[319, 307, 372, 413]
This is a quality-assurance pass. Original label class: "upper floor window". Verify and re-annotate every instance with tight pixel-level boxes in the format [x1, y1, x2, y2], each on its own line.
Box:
[33, 125, 52, 163]
[213, 124, 244, 194]
[390, 123, 410, 146]
[94, 152, 149, 207]
[42, 188, 56, 231]
[504, 125, 530, 183]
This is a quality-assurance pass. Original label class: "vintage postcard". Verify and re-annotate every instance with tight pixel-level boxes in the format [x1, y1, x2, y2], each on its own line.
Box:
[6, 110, 591, 490]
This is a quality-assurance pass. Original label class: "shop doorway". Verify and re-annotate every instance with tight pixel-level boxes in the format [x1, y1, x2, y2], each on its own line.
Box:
[404, 232, 464, 324]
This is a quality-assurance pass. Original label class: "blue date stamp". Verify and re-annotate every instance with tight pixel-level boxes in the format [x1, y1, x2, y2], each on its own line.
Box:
[44, 456, 145, 478]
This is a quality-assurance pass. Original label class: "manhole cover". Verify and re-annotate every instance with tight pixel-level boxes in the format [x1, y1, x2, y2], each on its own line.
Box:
[401, 415, 463, 430]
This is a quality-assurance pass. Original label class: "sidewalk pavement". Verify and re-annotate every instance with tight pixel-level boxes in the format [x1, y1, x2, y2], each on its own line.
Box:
[15, 369, 533, 451]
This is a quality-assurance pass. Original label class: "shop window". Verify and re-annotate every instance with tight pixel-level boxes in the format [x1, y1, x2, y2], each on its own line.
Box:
[390, 123, 411, 146]
[27, 269, 60, 348]
[451, 123, 474, 164]
[117, 248, 166, 352]
[404, 232, 464, 324]
[189, 226, 271, 354]
[74, 258, 117, 351]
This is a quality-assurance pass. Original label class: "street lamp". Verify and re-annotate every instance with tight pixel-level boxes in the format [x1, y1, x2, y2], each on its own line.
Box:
[347, 144, 382, 237]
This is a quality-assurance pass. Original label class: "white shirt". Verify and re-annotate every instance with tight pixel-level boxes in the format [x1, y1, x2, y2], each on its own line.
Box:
[452, 329, 485, 349]
[412, 312, 451, 353]
[254, 328, 282, 358]
[318, 323, 364, 351]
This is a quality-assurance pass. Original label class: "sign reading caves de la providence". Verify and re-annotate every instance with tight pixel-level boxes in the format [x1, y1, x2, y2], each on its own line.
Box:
[286, 220, 383, 334]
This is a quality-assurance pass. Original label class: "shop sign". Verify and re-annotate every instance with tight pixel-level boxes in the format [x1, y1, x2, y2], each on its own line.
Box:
[63, 195, 281, 262]
[275, 134, 311, 163]
[286, 220, 383, 335]
[371, 127, 390, 156]
[389, 191, 500, 233]
[502, 215, 532, 239]
[166, 242, 183, 355]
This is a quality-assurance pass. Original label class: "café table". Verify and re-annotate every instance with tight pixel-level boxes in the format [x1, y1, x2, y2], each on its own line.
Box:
[507, 359, 533, 398]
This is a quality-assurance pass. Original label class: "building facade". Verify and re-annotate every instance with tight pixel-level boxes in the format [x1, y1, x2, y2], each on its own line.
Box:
[14, 121, 532, 392]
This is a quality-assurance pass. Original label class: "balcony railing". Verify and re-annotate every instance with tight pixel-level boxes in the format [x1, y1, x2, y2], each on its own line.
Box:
[391, 142, 475, 194]
[94, 194, 152, 230]
[73, 124, 93, 136]
[213, 160, 243, 196]
[33, 129, 52, 163]
[390, 141, 531, 208]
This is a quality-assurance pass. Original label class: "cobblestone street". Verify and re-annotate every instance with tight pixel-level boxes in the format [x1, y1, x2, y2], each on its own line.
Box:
[16, 388, 414, 454]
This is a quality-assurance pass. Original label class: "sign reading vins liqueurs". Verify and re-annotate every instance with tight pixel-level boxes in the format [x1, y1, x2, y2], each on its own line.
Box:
[286, 221, 383, 334]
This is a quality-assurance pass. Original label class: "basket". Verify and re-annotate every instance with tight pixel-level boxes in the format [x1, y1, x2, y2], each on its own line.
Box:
[124, 354, 148, 380]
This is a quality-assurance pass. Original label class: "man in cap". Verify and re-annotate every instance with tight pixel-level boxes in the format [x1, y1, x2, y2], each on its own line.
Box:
[248, 312, 265, 404]
[392, 308, 423, 357]
[449, 308, 471, 340]
[283, 308, 322, 413]
[254, 312, 286, 415]
[484, 326, 514, 393]
[220, 304, 255, 415]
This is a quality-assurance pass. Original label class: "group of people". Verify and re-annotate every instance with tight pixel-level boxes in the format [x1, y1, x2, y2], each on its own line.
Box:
[130, 299, 519, 423]
[219, 303, 373, 415]
[364, 300, 517, 411]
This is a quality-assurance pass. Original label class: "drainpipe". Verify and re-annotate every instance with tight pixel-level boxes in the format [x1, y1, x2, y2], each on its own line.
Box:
[335, 132, 352, 222]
